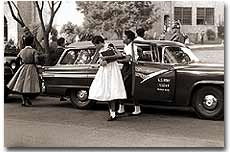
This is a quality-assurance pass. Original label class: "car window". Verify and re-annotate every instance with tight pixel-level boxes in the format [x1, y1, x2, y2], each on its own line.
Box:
[152, 46, 161, 63]
[137, 44, 162, 63]
[61, 49, 78, 65]
[74, 49, 94, 64]
[60, 49, 95, 65]
[137, 45, 153, 62]
[164, 47, 191, 64]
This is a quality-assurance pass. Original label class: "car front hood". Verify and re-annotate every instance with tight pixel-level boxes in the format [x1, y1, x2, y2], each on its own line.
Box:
[181, 62, 224, 72]
[4, 56, 17, 64]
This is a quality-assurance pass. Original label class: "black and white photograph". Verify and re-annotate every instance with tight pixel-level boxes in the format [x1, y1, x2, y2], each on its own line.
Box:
[2, 0, 225, 149]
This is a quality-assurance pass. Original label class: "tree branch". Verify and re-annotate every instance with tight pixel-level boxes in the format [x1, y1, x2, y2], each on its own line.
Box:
[48, 1, 52, 10]
[7, 1, 25, 27]
[11, 1, 25, 25]
[54, 1, 62, 15]
[34, 1, 45, 32]
[47, 1, 62, 33]
[41, 1, 44, 11]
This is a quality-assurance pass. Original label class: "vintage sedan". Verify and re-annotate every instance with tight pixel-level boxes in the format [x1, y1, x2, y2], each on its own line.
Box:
[4, 64, 15, 99]
[41, 40, 224, 120]
[4, 54, 20, 99]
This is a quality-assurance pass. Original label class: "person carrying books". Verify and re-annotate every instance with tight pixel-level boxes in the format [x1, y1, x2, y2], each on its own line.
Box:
[88, 35, 127, 121]
[102, 30, 142, 116]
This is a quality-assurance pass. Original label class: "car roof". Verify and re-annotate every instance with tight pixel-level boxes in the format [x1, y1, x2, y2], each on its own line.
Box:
[66, 39, 186, 50]
[133, 40, 187, 48]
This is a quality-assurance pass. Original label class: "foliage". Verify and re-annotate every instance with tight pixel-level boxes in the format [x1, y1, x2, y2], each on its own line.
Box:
[206, 29, 216, 41]
[217, 25, 224, 40]
[76, 1, 160, 39]
[60, 22, 78, 34]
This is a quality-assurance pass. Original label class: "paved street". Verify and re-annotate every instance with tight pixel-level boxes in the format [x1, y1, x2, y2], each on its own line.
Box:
[5, 96, 224, 147]
[4, 47, 225, 147]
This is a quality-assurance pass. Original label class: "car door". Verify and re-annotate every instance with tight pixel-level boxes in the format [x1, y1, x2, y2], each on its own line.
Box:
[133, 42, 176, 104]
[42, 48, 92, 95]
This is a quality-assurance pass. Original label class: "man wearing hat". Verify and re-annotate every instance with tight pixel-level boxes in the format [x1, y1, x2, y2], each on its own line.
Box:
[170, 22, 186, 44]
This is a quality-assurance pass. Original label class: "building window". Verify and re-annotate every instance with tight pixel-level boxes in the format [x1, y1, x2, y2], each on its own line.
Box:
[197, 8, 214, 25]
[174, 7, 192, 25]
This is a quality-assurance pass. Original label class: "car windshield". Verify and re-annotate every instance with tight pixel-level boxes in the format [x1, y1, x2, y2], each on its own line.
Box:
[164, 46, 199, 64]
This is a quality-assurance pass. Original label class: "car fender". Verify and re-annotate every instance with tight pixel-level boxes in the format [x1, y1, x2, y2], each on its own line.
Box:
[188, 80, 224, 105]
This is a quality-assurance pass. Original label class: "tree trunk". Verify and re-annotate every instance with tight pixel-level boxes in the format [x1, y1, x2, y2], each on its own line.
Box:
[43, 33, 49, 54]
[115, 29, 123, 39]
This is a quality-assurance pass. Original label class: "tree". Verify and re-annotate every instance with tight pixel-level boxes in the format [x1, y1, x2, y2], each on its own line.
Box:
[7, 1, 43, 51]
[76, 1, 160, 39]
[60, 22, 78, 44]
[34, 1, 62, 54]
[217, 25, 224, 40]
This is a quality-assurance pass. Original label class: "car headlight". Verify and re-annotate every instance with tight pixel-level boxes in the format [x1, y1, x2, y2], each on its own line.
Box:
[10, 62, 16, 69]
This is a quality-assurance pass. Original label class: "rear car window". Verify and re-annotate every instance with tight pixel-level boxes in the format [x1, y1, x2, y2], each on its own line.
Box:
[60, 49, 95, 65]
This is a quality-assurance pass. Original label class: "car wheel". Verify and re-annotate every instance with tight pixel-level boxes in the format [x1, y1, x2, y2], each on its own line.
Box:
[192, 86, 224, 120]
[4, 87, 9, 100]
[70, 89, 95, 109]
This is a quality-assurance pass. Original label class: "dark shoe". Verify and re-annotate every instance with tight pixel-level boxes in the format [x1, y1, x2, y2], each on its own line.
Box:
[107, 116, 117, 121]
[21, 98, 27, 107]
[26, 99, 32, 106]
[21, 103, 27, 107]
[60, 97, 67, 101]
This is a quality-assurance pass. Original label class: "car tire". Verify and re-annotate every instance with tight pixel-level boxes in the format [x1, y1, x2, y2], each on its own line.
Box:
[70, 89, 95, 109]
[4, 87, 9, 100]
[192, 86, 224, 120]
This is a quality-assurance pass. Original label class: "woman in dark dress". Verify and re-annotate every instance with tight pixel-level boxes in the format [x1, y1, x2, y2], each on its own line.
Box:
[7, 35, 40, 106]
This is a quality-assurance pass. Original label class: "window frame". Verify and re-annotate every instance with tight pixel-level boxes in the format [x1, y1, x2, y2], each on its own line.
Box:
[136, 44, 162, 63]
[174, 7, 192, 25]
[197, 7, 214, 25]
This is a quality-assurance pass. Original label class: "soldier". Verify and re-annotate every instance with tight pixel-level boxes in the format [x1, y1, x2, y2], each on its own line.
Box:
[170, 22, 187, 44]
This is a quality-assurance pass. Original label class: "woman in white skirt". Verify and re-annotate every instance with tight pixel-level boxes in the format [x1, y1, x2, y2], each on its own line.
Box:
[89, 36, 127, 121]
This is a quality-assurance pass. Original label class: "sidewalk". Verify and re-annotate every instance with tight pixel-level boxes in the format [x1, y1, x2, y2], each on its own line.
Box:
[188, 43, 224, 50]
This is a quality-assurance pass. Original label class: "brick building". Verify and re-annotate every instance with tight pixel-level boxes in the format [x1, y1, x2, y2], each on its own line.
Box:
[152, 1, 224, 43]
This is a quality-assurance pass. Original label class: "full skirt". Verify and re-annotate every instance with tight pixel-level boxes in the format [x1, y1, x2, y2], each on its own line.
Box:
[88, 62, 127, 101]
[7, 64, 40, 93]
